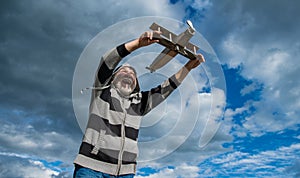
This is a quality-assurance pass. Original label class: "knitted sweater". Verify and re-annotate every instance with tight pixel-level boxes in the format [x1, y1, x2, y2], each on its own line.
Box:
[74, 43, 181, 175]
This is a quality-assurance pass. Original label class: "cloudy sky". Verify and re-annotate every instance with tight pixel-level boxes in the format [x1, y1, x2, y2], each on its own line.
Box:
[1, 0, 299, 177]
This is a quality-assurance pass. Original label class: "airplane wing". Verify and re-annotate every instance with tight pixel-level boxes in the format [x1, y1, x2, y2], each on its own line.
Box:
[152, 33, 199, 60]
[150, 23, 178, 42]
[150, 22, 199, 53]
[146, 48, 178, 72]
[186, 42, 199, 53]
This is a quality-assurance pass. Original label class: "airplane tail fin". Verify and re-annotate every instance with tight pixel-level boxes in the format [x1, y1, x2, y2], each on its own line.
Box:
[145, 66, 155, 73]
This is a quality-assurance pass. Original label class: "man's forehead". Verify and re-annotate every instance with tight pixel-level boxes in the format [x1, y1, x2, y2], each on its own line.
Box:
[118, 66, 136, 74]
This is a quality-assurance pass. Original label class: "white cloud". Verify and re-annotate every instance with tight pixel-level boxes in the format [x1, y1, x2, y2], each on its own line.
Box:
[198, 143, 300, 176]
[0, 152, 62, 178]
[0, 121, 79, 164]
[28, 160, 60, 177]
[224, 105, 252, 137]
[218, 1, 300, 136]
[136, 163, 200, 178]
[191, 0, 212, 10]
[61, 0, 186, 45]
[240, 82, 261, 96]
[138, 140, 299, 177]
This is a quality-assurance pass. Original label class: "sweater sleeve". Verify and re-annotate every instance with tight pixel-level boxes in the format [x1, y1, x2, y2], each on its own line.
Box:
[94, 43, 131, 88]
[140, 74, 181, 116]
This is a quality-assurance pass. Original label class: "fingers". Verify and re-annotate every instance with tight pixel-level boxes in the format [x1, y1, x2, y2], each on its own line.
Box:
[144, 31, 151, 40]
[149, 31, 153, 40]
[145, 31, 152, 39]
[140, 31, 160, 46]
[197, 53, 205, 63]
[144, 31, 161, 39]
[152, 31, 162, 42]
[152, 30, 162, 36]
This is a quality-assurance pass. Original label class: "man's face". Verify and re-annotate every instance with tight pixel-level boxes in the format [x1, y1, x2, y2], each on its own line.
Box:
[112, 66, 137, 96]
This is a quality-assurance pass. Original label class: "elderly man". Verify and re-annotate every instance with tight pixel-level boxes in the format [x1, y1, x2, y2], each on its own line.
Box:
[73, 31, 205, 178]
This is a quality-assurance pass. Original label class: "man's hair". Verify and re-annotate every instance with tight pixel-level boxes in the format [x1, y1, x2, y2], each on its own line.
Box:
[113, 63, 137, 76]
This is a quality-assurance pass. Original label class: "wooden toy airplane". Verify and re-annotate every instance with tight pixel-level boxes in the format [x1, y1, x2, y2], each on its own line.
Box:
[146, 20, 200, 72]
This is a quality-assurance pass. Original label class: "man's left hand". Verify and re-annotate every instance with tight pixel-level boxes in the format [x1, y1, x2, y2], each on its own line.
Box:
[185, 54, 205, 71]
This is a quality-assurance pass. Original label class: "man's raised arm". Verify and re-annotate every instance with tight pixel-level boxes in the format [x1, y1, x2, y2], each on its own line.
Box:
[174, 54, 205, 83]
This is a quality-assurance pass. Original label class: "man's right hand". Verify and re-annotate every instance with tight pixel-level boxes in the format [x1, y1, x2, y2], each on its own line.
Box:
[125, 31, 161, 52]
[138, 31, 161, 48]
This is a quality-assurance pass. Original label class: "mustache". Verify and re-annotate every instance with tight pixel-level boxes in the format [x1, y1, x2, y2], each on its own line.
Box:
[117, 74, 134, 80]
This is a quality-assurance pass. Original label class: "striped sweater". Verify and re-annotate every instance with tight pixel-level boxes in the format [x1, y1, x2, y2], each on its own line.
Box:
[74, 43, 181, 176]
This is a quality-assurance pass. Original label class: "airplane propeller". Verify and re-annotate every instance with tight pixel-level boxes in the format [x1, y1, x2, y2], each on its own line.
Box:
[186, 20, 195, 33]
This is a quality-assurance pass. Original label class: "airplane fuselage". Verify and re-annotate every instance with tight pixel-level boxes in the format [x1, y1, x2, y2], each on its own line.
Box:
[175, 26, 195, 47]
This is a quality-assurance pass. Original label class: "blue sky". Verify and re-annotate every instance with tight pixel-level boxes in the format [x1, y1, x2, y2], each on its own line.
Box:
[0, 0, 299, 177]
